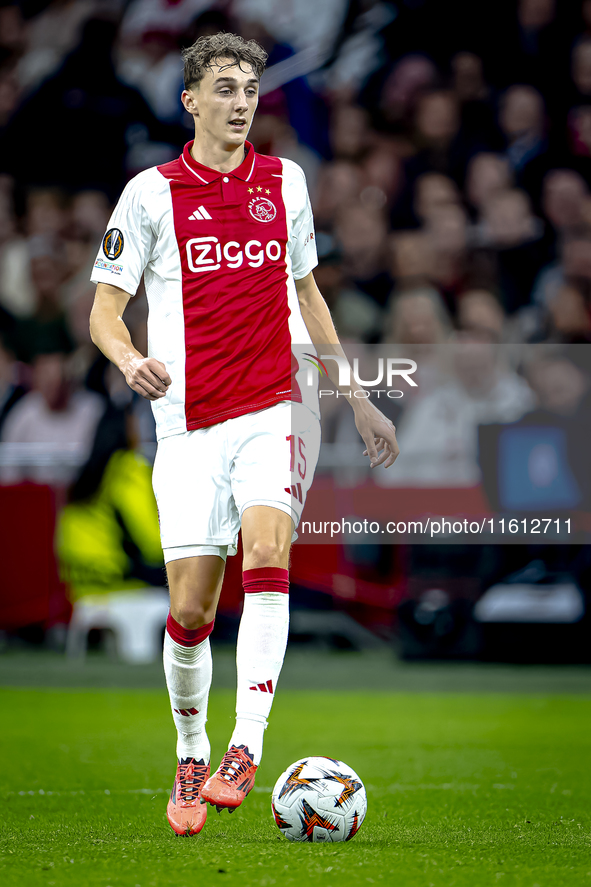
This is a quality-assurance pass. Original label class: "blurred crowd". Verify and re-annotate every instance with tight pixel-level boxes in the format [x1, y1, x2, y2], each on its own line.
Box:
[0, 0, 591, 489]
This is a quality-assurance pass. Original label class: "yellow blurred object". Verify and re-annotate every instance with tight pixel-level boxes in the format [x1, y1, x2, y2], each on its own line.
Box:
[57, 449, 163, 599]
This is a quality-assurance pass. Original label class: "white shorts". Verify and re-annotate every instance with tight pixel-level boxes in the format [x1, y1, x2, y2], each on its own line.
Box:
[152, 401, 320, 564]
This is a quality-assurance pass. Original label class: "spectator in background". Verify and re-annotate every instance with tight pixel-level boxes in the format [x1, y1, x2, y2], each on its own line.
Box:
[381, 287, 451, 411]
[527, 170, 590, 313]
[393, 89, 476, 228]
[0, 349, 103, 485]
[0, 174, 35, 320]
[62, 190, 112, 299]
[451, 51, 488, 105]
[381, 276, 452, 413]
[500, 83, 547, 166]
[542, 169, 589, 244]
[450, 51, 501, 149]
[424, 203, 469, 309]
[473, 188, 548, 312]
[313, 160, 362, 231]
[376, 334, 534, 487]
[567, 103, 591, 172]
[525, 352, 590, 418]
[410, 89, 473, 183]
[334, 201, 392, 308]
[413, 172, 461, 225]
[531, 228, 591, 324]
[390, 229, 432, 292]
[465, 152, 512, 219]
[0, 3, 25, 58]
[57, 403, 163, 599]
[0, 57, 21, 131]
[313, 234, 381, 343]
[329, 103, 371, 161]
[0, 18, 180, 199]
[26, 188, 69, 240]
[375, 53, 439, 136]
[545, 280, 591, 343]
[382, 287, 451, 346]
[580, 0, 591, 42]
[514, 0, 559, 96]
[0, 186, 69, 321]
[550, 35, 591, 177]
[456, 289, 507, 343]
[0, 331, 25, 436]
[360, 140, 401, 212]
[569, 36, 591, 105]
[11, 235, 74, 363]
[119, 0, 211, 45]
[14, 0, 98, 97]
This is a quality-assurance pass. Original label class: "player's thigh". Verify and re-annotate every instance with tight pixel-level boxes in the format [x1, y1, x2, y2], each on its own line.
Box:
[166, 554, 226, 628]
[230, 401, 321, 537]
[241, 505, 294, 569]
[152, 428, 239, 553]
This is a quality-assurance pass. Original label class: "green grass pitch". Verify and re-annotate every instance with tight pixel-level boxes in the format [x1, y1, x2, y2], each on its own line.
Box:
[1, 685, 590, 887]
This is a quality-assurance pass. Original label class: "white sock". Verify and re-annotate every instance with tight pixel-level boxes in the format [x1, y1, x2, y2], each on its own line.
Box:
[163, 631, 212, 763]
[230, 590, 289, 765]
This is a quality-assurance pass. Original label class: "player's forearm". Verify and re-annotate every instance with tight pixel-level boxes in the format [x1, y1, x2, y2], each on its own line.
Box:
[90, 284, 171, 401]
[90, 284, 143, 373]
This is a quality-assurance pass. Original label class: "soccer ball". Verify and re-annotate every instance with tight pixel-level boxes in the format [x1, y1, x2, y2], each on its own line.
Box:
[271, 756, 367, 843]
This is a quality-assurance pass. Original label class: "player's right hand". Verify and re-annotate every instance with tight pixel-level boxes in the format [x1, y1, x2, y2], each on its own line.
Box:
[123, 356, 171, 400]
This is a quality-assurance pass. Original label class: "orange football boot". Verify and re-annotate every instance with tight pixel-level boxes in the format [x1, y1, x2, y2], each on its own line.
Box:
[199, 744, 258, 812]
[166, 757, 210, 836]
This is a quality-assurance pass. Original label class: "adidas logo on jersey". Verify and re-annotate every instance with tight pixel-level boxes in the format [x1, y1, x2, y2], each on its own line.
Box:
[188, 206, 213, 220]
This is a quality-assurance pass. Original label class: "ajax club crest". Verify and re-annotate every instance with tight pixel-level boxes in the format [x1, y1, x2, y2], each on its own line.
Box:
[248, 196, 277, 223]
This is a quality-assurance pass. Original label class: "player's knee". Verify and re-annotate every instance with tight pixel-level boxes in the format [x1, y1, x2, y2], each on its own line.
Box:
[246, 540, 289, 569]
[171, 601, 210, 630]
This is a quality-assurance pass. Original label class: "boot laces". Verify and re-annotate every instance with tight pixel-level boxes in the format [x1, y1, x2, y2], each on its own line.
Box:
[178, 759, 207, 804]
[218, 747, 253, 784]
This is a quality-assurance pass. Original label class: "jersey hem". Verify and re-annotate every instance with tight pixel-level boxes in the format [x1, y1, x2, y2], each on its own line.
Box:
[185, 393, 303, 431]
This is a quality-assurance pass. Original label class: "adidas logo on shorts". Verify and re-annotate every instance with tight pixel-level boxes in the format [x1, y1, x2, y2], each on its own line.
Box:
[284, 483, 303, 503]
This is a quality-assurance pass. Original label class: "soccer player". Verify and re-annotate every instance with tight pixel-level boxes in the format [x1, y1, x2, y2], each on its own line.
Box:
[89, 33, 399, 836]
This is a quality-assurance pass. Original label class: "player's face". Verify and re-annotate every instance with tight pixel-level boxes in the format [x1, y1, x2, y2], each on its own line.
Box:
[184, 60, 259, 149]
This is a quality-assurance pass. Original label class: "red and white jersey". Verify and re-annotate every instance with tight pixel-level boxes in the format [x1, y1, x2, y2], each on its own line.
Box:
[91, 141, 318, 440]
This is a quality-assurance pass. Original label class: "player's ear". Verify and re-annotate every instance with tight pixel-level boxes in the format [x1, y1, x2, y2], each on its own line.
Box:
[181, 88, 199, 116]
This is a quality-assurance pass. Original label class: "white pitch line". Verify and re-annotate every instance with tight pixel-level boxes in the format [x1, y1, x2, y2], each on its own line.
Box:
[7, 786, 273, 797]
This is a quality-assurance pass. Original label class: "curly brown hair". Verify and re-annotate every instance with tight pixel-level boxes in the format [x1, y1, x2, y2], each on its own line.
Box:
[182, 33, 268, 90]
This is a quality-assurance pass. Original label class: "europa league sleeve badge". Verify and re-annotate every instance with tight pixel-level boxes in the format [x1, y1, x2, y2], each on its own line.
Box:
[102, 228, 125, 260]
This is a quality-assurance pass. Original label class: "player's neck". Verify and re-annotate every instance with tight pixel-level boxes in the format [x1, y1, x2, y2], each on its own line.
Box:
[190, 132, 247, 174]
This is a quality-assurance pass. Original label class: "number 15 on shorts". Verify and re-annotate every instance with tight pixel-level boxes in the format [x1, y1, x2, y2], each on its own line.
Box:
[287, 435, 306, 479]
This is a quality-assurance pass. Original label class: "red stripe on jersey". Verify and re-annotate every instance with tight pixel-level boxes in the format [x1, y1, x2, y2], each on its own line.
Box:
[158, 142, 302, 431]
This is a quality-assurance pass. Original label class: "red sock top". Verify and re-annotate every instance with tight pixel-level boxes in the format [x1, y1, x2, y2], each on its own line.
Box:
[166, 613, 214, 646]
[243, 567, 289, 594]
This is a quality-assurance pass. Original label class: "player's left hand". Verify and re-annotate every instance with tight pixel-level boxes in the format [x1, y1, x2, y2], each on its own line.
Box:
[353, 399, 400, 469]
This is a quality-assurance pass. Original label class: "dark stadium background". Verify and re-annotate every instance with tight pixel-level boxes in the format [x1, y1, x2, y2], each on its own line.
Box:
[0, 0, 591, 666]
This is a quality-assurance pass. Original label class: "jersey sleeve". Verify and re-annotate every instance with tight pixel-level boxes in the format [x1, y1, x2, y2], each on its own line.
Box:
[90, 172, 155, 296]
[284, 161, 318, 280]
